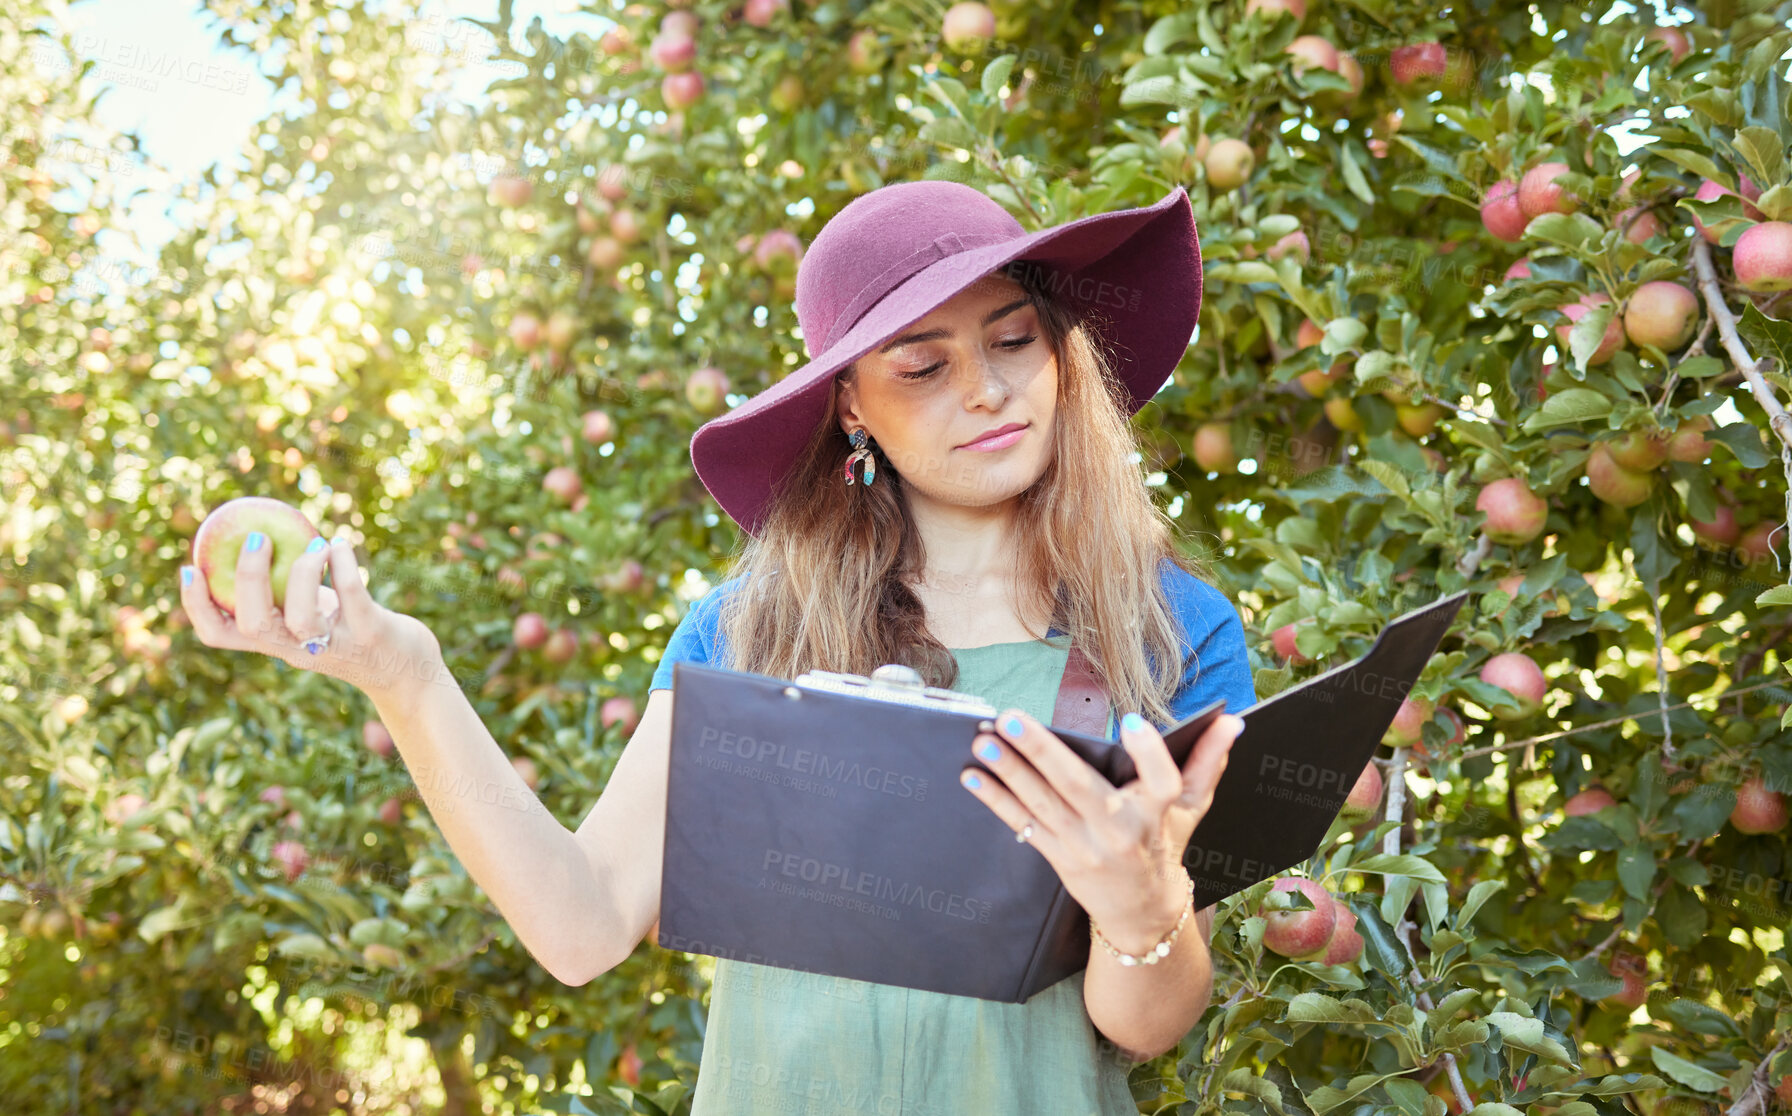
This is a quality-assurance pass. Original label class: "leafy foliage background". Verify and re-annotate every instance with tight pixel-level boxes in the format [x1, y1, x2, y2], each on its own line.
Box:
[2, 0, 1791, 1113]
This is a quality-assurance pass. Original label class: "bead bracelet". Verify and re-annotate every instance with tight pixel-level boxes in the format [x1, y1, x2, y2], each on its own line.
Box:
[1091, 875, 1197, 967]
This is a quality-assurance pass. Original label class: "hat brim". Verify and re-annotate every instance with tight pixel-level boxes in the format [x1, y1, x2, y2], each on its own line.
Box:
[691, 184, 1202, 538]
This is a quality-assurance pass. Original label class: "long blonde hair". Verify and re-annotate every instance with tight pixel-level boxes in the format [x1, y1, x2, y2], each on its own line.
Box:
[711, 260, 1211, 727]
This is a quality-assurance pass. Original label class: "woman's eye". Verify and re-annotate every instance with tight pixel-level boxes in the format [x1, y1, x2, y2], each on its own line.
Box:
[893, 335, 1037, 381]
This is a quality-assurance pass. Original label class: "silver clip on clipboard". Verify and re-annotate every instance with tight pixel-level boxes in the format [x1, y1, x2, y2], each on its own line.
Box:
[788, 663, 998, 718]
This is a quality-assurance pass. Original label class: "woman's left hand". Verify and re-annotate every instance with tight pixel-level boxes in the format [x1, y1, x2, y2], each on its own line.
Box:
[960, 708, 1243, 953]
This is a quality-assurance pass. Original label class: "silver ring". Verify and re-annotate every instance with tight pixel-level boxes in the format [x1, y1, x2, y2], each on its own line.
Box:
[1015, 823, 1034, 845]
[303, 632, 332, 655]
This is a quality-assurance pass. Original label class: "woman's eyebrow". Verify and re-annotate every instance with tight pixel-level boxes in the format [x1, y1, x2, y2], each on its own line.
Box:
[876, 298, 1034, 355]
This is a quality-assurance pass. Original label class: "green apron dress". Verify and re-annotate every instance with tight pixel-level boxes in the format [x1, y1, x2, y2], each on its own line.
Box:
[686, 633, 1139, 1116]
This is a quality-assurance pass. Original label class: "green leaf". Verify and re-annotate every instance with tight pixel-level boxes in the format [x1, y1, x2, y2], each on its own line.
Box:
[918, 115, 982, 152]
[1616, 844, 1656, 899]
[1286, 992, 1351, 1023]
[1340, 142, 1375, 206]
[1384, 1079, 1432, 1116]
[1652, 146, 1728, 183]
[1655, 999, 1740, 1038]
[272, 931, 339, 965]
[980, 55, 1017, 100]
[1351, 853, 1447, 883]
[1355, 350, 1398, 385]
[1142, 11, 1201, 55]
[1522, 387, 1612, 431]
[1649, 1047, 1730, 1093]
[1487, 1011, 1574, 1063]
[1568, 303, 1616, 373]
[1673, 356, 1726, 379]
[1465, 1105, 1525, 1116]
[1525, 213, 1606, 250]
[1457, 878, 1506, 930]
[1731, 126, 1787, 186]
[1757, 585, 1792, 608]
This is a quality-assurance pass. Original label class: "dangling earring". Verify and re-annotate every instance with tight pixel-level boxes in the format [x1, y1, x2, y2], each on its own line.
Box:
[844, 428, 877, 487]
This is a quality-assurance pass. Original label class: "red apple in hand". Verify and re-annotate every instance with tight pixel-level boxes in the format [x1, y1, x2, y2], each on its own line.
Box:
[191, 497, 322, 616]
[1260, 877, 1337, 959]
[363, 720, 395, 758]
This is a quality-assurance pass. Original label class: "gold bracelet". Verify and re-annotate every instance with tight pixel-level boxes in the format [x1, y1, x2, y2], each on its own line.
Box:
[1090, 875, 1196, 967]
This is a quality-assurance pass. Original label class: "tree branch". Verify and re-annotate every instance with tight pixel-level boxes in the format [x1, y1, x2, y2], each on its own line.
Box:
[1725, 1032, 1791, 1116]
[1690, 238, 1792, 454]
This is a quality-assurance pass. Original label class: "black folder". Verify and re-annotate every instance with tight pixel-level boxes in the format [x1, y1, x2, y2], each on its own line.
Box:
[657, 591, 1466, 1002]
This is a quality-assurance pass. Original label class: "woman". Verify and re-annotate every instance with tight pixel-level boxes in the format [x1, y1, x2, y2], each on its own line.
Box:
[178, 179, 1256, 1114]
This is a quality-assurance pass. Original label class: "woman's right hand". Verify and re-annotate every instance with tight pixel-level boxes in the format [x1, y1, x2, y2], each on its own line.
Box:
[180, 534, 445, 710]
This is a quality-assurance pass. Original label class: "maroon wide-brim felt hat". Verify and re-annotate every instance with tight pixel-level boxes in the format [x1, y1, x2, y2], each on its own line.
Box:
[690, 180, 1203, 538]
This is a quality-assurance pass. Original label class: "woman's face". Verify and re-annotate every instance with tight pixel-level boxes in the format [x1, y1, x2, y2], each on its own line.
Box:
[835, 274, 1058, 513]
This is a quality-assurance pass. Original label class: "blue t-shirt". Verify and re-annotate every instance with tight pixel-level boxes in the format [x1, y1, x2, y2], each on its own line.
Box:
[648, 556, 1258, 733]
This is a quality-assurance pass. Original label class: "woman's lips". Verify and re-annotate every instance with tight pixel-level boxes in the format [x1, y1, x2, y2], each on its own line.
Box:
[958, 424, 1029, 451]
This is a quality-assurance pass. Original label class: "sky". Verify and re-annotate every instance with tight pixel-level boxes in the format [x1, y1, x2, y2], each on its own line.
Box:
[49, 0, 609, 251]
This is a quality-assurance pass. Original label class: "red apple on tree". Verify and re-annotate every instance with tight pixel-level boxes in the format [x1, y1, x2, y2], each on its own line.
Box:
[742, 0, 787, 27]
[1260, 877, 1337, 958]
[1204, 139, 1254, 192]
[104, 793, 149, 826]
[1321, 903, 1364, 965]
[1285, 35, 1339, 75]
[1192, 423, 1238, 473]
[1267, 230, 1310, 264]
[543, 628, 580, 664]
[271, 840, 310, 883]
[660, 11, 698, 38]
[1479, 652, 1547, 720]
[1245, 0, 1305, 22]
[1504, 258, 1532, 282]
[1623, 281, 1698, 350]
[1690, 503, 1739, 547]
[544, 311, 578, 352]
[941, 1, 996, 53]
[1564, 786, 1617, 816]
[1607, 429, 1669, 472]
[649, 32, 695, 71]
[1733, 221, 1792, 292]
[1730, 777, 1787, 834]
[581, 410, 615, 445]
[1389, 41, 1448, 85]
[1476, 477, 1548, 545]
[1690, 177, 1764, 244]
[1664, 416, 1714, 463]
[508, 311, 544, 351]
[489, 174, 532, 208]
[1615, 205, 1663, 244]
[1643, 25, 1691, 62]
[686, 366, 730, 414]
[543, 467, 582, 505]
[605, 560, 647, 595]
[1555, 292, 1624, 365]
[363, 720, 395, 759]
[260, 785, 288, 811]
[846, 29, 888, 75]
[601, 696, 641, 735]
[191, 497, 322, 616]
[1605, 953, 1648, 1009]
[1519, 161, 1579, 220]
[1480, 180, 1527, 242]
[1272, 621, 1314, 665]
[512, 756, 541, 791]
[1736, 521, 1779, 566]
[514, 612, 549, 649]
[587, 236, 625, 270]
[661, 70, 705, 110]
[1384, 695, 1436, 748]
[1338, 762, 1383, 822]
[1585, 443, 1653, 508]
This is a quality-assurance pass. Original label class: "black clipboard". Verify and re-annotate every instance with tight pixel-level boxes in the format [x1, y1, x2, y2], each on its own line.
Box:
[657, 590, 1465, 1002]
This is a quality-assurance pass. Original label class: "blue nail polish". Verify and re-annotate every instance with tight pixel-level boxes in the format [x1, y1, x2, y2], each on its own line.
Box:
[963, 772, 981, 790]
[1122, 712, 1146, 734]
[245, 531, 265, 553]
[305, 537, 327, 554]
[978, 740, 1001, 762]
[180, 566, 193, 587]
[1002, 715, 1024, 737]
